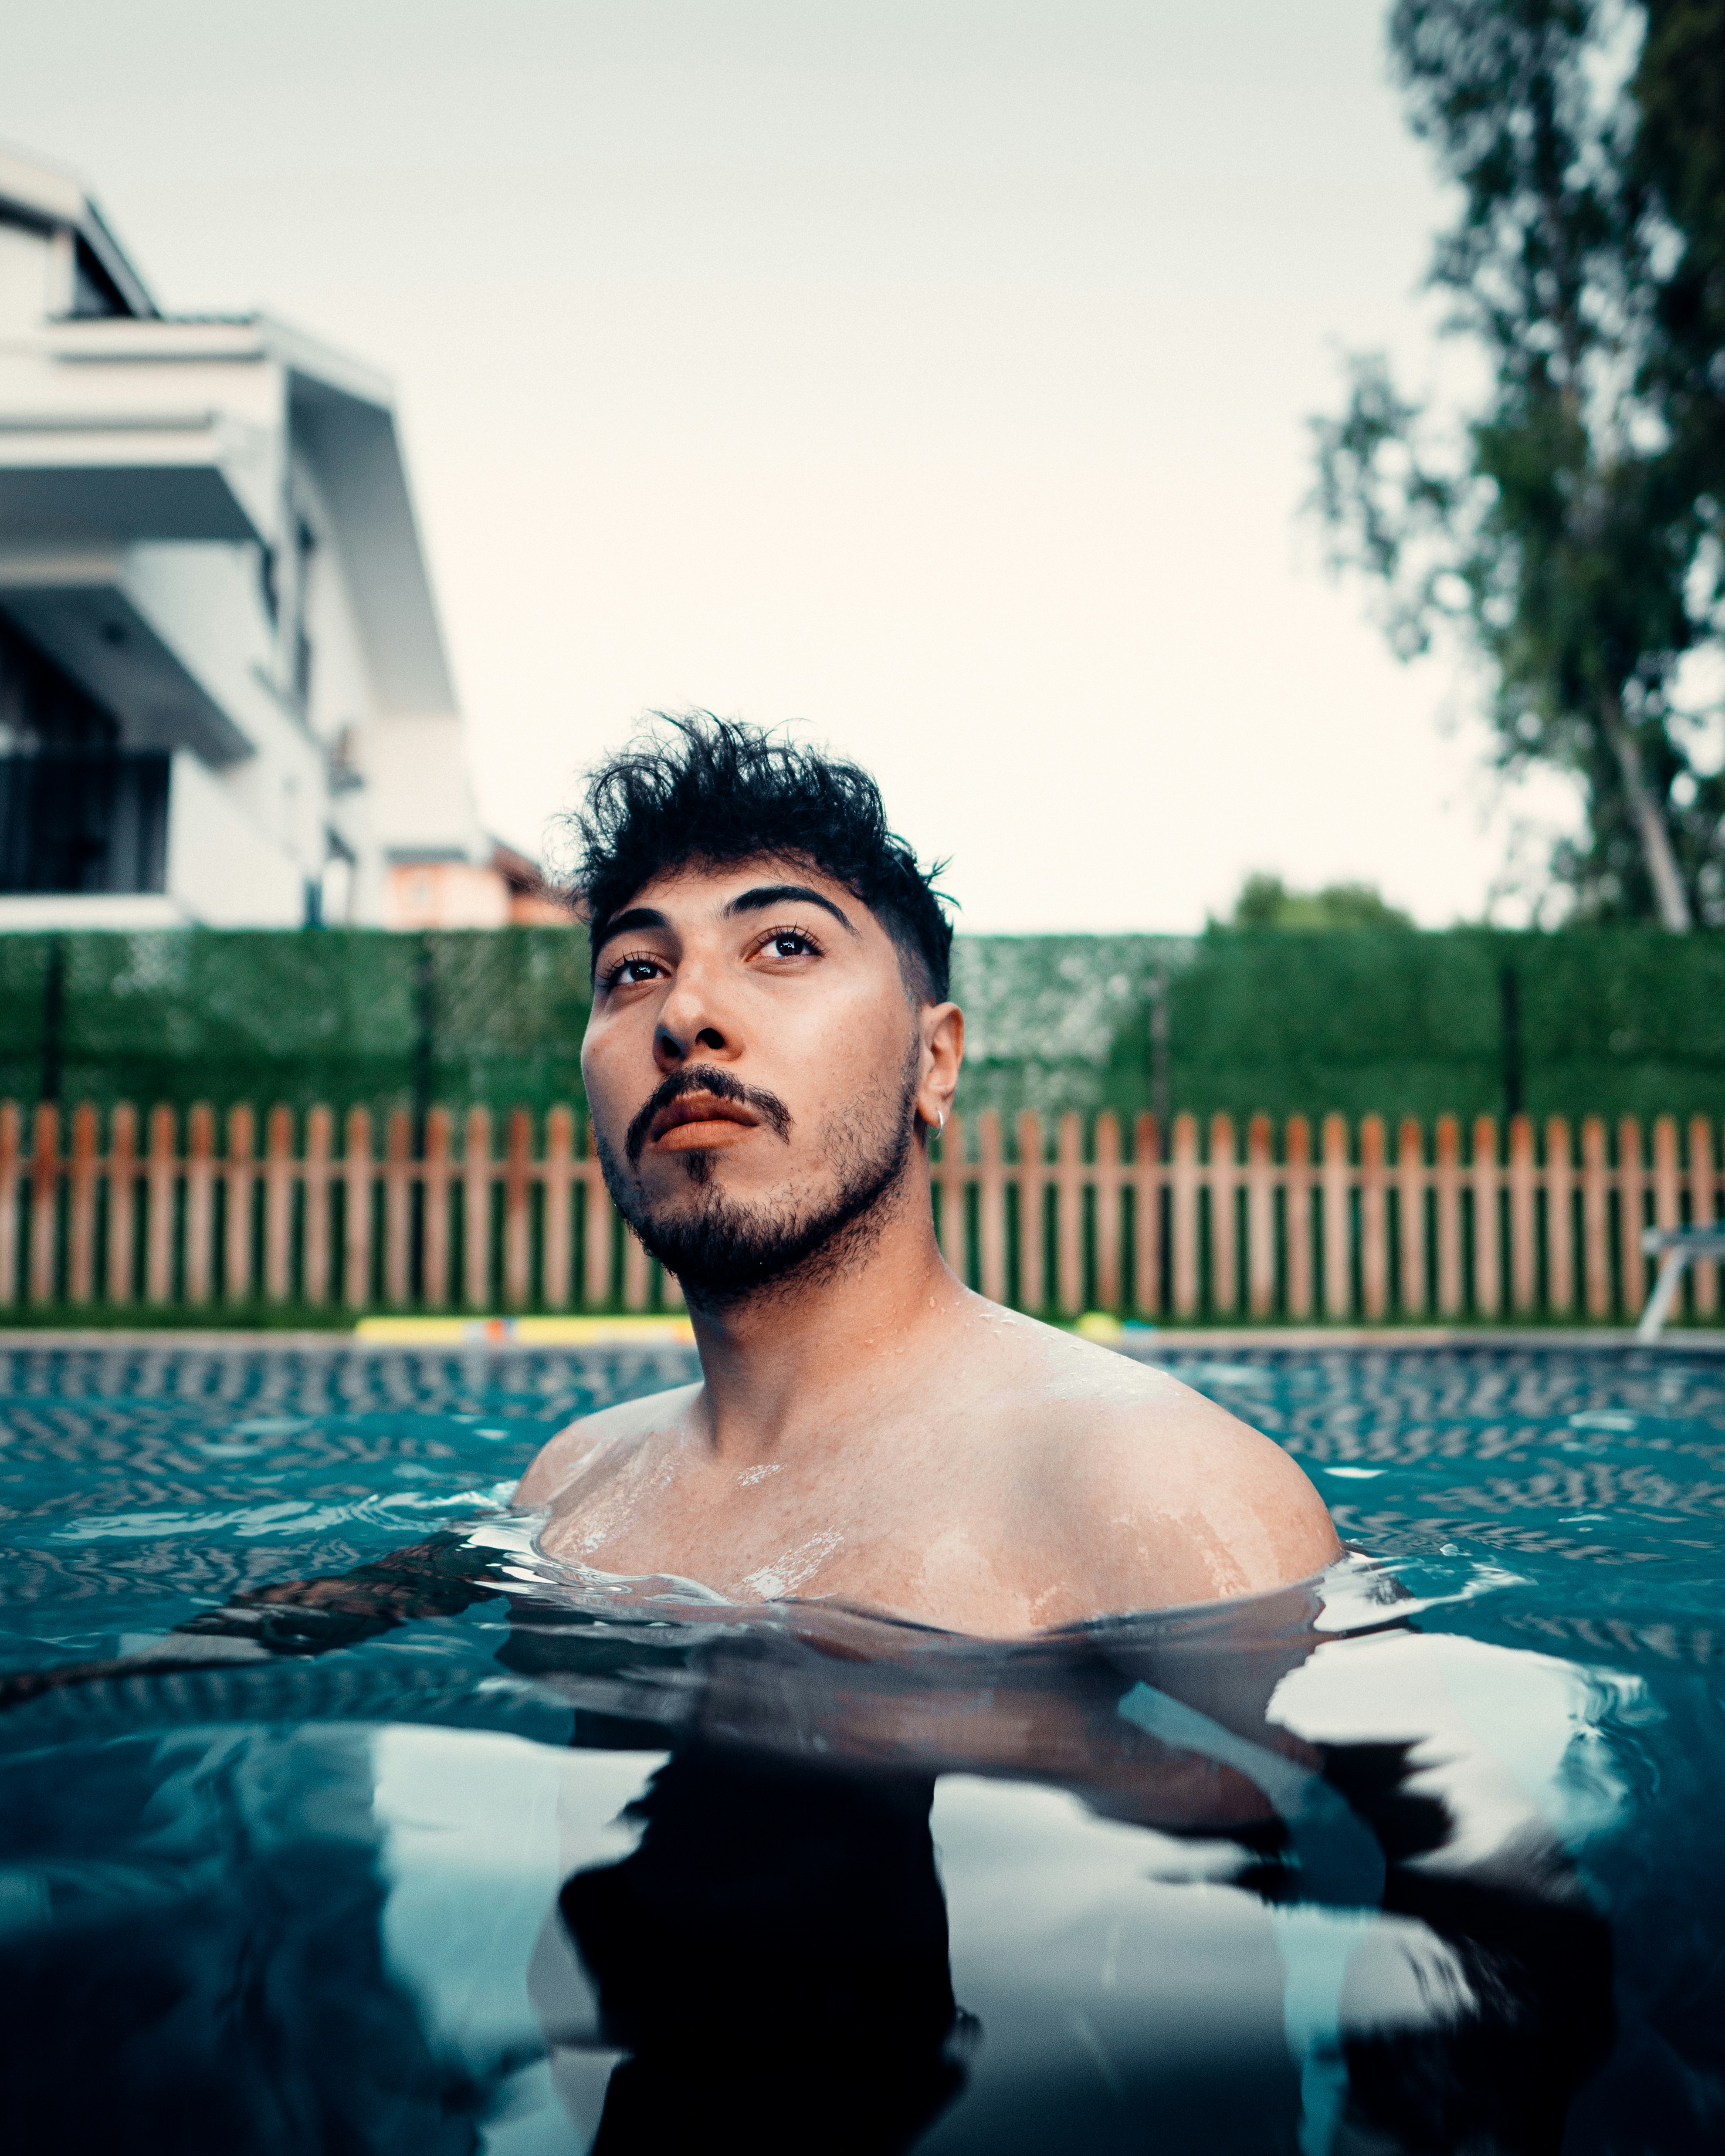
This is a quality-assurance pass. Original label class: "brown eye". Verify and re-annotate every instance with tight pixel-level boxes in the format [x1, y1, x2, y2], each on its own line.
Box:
[771, 931, 811, 957]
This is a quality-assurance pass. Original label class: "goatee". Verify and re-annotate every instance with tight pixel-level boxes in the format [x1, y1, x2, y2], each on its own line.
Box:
[594, 1053, 920, 1308]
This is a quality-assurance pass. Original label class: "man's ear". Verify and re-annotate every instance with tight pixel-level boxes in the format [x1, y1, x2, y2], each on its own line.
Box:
[915, 1003, 964, 1129]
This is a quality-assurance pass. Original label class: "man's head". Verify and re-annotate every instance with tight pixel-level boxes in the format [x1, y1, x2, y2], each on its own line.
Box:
[567, 716, 961, 1307]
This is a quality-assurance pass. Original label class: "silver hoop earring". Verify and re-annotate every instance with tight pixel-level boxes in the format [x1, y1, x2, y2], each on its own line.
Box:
[932, 1109, 947, 1138]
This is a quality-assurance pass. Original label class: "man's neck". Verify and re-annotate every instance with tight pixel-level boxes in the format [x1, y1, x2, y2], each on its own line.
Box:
[681, 1180, 962, 1464]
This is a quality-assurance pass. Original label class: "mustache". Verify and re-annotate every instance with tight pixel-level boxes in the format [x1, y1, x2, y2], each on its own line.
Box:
[624, 1065, 794, 1166]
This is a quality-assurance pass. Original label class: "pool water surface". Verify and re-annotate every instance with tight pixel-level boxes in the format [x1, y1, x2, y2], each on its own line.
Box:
[0, 1339, 1721, 2153]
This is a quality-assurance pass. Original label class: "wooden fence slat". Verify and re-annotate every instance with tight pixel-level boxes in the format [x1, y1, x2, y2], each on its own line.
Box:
[544, 1106, 575, 1310]
[5, 1097, 1722, 1330]
[1055, 1112, 1084, 1316]
[1016, 1112, 1046, 1315]
[28, 1103, 60, 1305]
[222, 1105, 253, 1305]
[622, 1224, 652, 1310]
[1507, 1115, 1536, 1314]
[505, 1108, 533, 1309]
[1209, 1114, 1238, 1319]
[1245, 1114, 1274, 1319]
[1546, 1117, 1574, 1316]
[264, 1104, 295, 1305]
[345, 1109, 374, 1311]
[464, 1107, 492, 1311]
[148, 1104, 178, 1304]
[1131, 1112, 1160, 1317]
[67, 1103, 98, 1305]
[303, 1106, 332, 1306]
[1434, 1114, 1462, 1319]
[1471, 1116, 1500, 1319]
[1320, 1114, 1351, 1320]
[0, 1102, 19, 1307]
[424, 1108, 453, 1310]
[1690, 1116, 1718, 1317]
[1170, 1113, 1200, 1320]
[1093, 1111, 1122, 1314]
[1396, 1117, 1425, 1319]
[935, 1117, 967, 1276]
[1359, 1114, 1386, 1321]
[382, 1110, 411, 1307]
[978, 1109, 1007, 1305]
[1618, 1117, 1646, 1316]
[1286, 1115, 1313, 1320]
[581, 1121, 613, 1309]
[105, 1103, 136, 1305]
[1581, 1117, 1610, 1319]
[184, 1104, 215, 1305]
[1652, 1117, 1681, 1317]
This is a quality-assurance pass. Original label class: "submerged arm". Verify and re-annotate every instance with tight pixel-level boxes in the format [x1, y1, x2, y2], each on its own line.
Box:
[0, 1533, 505, 1711]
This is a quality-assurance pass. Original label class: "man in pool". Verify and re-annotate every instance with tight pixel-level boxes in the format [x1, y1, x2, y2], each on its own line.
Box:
[515, 716, 1337, 1635]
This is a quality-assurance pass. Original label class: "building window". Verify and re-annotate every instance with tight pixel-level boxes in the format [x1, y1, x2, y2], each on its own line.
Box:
[291, 516, 316, 711]
[69, 237, 129, 320]
[0, 611, 119, 758]
[0, 612, 169, 895]
[0, 753, 170, 894]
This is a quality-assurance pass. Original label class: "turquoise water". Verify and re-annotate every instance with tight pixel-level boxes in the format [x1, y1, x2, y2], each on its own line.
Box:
[0, 1340, 1721, 2153]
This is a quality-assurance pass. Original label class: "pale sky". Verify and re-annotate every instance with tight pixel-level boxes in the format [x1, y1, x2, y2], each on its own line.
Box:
[3, 0, 1583, 931]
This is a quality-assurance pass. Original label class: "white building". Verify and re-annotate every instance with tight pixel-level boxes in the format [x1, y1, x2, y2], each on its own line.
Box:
[0, 146, 555, 930]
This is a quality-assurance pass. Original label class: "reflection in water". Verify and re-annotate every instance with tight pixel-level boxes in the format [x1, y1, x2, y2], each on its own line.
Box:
[565, 1747, 965, 2153]
[0, 1538, 1623, 2153]
[4, 1333, 1709, 2151]
[0, 1726, 485, 2156]
[505, 1570, 1617, 2156]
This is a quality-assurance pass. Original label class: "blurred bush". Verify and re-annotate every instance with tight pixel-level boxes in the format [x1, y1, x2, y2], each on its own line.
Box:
[3, 925, 1722, 1129]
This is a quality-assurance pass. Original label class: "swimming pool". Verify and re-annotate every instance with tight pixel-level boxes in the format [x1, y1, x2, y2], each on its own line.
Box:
[1, 1338, 1720, 2153]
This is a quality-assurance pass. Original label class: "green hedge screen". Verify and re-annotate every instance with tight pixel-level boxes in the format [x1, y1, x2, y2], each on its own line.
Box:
[2, 925, 1721, 1126]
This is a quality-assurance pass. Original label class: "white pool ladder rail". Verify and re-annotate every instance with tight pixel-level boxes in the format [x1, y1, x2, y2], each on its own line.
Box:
[1636, 1227, 1725, 1342]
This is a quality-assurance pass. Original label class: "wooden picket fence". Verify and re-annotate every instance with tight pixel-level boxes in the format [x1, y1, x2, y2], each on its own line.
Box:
[1, 1100, 1722, 1324]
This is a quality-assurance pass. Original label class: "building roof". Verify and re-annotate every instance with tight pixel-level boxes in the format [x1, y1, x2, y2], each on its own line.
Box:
[0, 142, 159, 318]
[0, 144, 457, 720]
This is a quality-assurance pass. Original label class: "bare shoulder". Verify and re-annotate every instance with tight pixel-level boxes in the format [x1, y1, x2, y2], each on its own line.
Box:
[512, 1382, 701, 1508]
[995, 1325, 1339, 1613]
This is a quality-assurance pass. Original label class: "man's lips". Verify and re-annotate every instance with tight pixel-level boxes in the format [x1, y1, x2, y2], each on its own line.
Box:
[647, 1095, 761, 1149]
[623, 1064, 793, 1165]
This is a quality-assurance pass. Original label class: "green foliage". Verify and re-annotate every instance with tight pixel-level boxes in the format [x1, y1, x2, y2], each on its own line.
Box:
[1311, 0, 1725, 930]
[1635, 1, 1725, 497]
[0, 928, 592, 1120]
[4, 926, 1725, 1136]
[1224, 873, 1417, 931]
[952, 928, 1725, 1127]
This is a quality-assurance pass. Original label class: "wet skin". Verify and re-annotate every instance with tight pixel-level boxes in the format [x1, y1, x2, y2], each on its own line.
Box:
[521, 855, 1338, 1637]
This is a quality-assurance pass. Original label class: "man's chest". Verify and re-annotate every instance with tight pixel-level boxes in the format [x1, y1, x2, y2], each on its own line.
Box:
[538, 1442, 1029, 1621]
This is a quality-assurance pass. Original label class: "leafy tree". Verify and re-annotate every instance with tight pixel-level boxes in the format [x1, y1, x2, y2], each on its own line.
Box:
[1223, 872, 1417, 931]
[1311, 0, 1725, 929]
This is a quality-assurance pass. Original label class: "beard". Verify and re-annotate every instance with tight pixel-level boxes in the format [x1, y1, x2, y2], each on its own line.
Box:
[593, 1046, 922, 1310]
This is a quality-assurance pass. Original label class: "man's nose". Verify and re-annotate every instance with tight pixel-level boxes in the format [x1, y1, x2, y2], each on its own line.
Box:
[653, 968, 738, 1070]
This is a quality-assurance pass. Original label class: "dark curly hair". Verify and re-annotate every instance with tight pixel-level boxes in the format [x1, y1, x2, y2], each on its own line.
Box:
[566, 714, 954, 1002]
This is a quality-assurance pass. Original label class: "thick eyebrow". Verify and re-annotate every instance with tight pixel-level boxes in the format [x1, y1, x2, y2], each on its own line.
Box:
[592, 905, 669, 958]
[722, 883, 859, 935]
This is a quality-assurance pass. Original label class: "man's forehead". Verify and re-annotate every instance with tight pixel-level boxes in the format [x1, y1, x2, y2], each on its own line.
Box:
[620, 856, 870, 923]
[631, 853, 833, 899]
